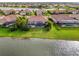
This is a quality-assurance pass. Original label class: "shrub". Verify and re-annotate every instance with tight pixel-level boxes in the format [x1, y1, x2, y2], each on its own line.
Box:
[8, 24, 17, 32]
[43, 21, 51, 31]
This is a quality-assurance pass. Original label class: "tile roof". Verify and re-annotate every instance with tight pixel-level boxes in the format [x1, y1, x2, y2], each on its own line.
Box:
[20, 9, 32, 12]
[3, 9, 15, 13]
[68, 10, 79, 12]
[51, 14, 79, 23]
[3, 15, 16, 22]
[28, 16, 48, 23]
[0, 15, 17, 24]
[49, 10, 66, 13]
[51, 14, 75, 20]
[69, 14, 79, 20]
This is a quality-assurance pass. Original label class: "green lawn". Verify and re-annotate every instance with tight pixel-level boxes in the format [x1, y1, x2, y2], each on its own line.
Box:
[0, 23, 79, 40]
[52, 25, 79, 40]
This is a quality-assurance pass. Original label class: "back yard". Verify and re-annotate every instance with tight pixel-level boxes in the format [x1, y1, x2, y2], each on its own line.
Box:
[0, 22, 79, 41]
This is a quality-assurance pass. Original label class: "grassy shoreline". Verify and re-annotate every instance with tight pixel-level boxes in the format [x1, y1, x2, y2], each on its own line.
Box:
[0, 20, 79, 40]
[0, 24, 79, 41]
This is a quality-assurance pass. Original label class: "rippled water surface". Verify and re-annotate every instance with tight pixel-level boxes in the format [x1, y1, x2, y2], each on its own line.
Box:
[0, 38, 79, 56]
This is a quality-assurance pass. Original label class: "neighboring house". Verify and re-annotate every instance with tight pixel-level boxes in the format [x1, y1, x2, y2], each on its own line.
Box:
[20, 9, 32, 16]
[69, 14, 79, 20]
[49, 10, 67, 14]
[49, 9, 79, 14]
[36, 9, 43, 16]
[0, 15, 17, 27]
[68, 10, 79, 14]
[50, 14, 79, 27]
[19, 10, 26, 16]
[66, 4, 79, 8]
[15, 10, 20, 14]
[3, 9, 16, 15]
[28, 16, 48, 28]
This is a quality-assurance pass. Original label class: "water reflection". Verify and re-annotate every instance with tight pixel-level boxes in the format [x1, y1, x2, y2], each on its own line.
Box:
[0, 38, 79, 56]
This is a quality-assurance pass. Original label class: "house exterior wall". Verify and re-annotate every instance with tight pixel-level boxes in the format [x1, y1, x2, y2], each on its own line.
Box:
[3, 21, 16, 27]
[57, 23, 79, 27]
[20, 12, 26, 16]
[28, 21, 45, 28]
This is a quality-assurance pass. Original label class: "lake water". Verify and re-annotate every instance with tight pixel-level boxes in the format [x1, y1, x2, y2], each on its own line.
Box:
[0, 38, 79, 56]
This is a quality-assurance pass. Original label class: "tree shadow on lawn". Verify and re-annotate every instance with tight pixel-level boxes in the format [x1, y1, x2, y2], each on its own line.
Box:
[5, 28, 31, 38]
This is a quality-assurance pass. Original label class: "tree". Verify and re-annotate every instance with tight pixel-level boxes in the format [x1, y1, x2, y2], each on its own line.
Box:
[0, 9, 5, 15]
[55, 4, 60, 11]
[8, 23, 17, 32]
[25, 11, 35, 16]
[38, 5, 42, 9]
[21, 5, 26, 8]
[43, 11, 50, 16]
[16, 16, 29, 31]
[11, 10, 16, 15]
[43, 21, 51, 31]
